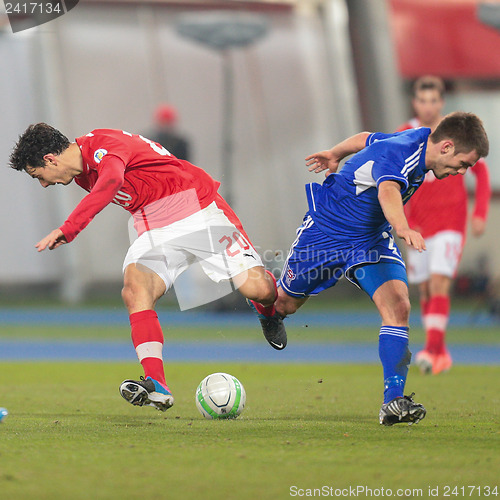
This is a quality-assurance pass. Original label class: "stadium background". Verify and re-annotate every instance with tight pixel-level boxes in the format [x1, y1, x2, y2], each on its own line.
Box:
[1, 2, 499, 499]
[1, 0, 500, 307]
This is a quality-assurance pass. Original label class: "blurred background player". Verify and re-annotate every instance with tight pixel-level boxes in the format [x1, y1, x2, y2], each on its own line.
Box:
[148, 104, 190, 161]
[397, 76, 491, 375]
[9, 123, 284, 413]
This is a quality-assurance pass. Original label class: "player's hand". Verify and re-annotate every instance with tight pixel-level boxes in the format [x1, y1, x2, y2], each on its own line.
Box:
[397, 228, 426, 252]
[305, 150, 340, 176]
[35, 229, 68, 252]
[471, 216, 486, 237]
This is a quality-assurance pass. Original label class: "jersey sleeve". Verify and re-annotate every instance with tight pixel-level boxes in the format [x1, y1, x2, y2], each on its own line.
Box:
[470, 158, 491, 221]
[59, 156, 126, 242]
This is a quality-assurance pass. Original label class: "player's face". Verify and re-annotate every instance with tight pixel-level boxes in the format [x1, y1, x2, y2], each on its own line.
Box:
[412, 89, 444, 126]
[432, 148, 479, 180]
[26, 158, 74, 187]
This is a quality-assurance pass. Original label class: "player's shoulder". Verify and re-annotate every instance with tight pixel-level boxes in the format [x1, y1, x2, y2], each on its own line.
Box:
[367, 127, 429, 154]
[77, 129, 133, 165]
[389, 127, 430, 150]
[85, 128, 129, 141]
[79, 129, 134, 150]
[78, 128, 118, 141]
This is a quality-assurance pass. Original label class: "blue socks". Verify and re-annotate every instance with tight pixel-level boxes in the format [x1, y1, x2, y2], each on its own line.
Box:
[379, 326, 412, 404]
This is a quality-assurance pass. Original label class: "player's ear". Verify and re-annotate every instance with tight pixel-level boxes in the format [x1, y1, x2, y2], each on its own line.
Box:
[43, 153, 57, 165]
[440, 140, 454, 155]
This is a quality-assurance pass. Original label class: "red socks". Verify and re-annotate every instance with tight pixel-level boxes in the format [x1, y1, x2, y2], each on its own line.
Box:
[423, 295, 450, 355]
[130, 310, 167, 387]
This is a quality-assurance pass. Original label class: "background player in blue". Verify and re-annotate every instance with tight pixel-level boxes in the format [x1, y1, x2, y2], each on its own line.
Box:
[275, 112, 489, 425]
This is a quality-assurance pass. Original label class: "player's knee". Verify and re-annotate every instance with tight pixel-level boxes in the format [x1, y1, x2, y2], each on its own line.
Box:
[121, 281, 150, 310]
[121, 282, 135, 309]
[245, 279, 276, 304]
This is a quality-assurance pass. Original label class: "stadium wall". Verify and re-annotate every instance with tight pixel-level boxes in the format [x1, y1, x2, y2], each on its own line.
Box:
[2, 0, 498, 300]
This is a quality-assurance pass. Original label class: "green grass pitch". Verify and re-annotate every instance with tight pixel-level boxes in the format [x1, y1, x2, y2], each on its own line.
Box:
[1, 323, 500, 344]
[0, 362, 498, 500]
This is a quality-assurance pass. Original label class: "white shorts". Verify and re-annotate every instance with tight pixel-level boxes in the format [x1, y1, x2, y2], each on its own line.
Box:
[123, 200, 263, 292]
[406, 230, 464, 284]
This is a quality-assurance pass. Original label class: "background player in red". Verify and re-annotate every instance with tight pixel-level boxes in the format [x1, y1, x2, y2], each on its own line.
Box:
[9, 123, 286, 412]
[397, 76, 491, 375]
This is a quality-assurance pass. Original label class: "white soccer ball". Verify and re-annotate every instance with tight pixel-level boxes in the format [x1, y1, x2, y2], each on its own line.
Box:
[195, 372, 246, 419]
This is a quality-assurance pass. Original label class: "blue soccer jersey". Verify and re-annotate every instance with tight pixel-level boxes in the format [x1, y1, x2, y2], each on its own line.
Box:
[305, 127, 430, 240]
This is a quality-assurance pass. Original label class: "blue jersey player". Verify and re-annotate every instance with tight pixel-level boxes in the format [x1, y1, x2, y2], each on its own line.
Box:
[248, 112, 489, 425]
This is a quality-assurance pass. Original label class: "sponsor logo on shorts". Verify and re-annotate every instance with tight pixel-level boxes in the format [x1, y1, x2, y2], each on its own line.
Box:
[94, 148, 108, 164]
[285, 267, 295, 287]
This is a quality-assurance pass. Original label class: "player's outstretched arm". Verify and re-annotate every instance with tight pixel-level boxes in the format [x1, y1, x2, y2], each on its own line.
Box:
[58, 157, 125, 244]
[470, 159, 491, 237]
[306, 132, 371, 176]
[471, 216, 487, 237]
[378, 181, 426, 252]
[35, 228, 67, 252]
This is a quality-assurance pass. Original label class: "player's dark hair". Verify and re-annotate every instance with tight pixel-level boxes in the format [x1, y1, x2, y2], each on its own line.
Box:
[430, 112, 489, 158]
[412, 75, 445, 98]
[9, 123, 70, 172]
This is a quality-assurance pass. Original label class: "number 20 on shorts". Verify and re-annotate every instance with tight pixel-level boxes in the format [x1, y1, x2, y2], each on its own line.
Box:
[219, 232, 251, 257]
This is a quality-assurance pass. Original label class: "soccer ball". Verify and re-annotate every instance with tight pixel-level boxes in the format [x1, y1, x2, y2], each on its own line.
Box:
[195, 373, 246, 419]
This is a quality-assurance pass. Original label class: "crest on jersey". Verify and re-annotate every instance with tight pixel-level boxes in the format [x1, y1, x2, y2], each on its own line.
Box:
[285, 267, 296, 287]
[93, 148, 108, 164]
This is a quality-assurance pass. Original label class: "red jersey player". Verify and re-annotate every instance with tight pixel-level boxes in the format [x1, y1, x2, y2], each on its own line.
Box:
[9, 123, 287, 412]
[397, 76, 491, 375]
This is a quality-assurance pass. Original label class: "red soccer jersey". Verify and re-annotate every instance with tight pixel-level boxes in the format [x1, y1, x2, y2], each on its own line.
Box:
[60, 129, 220, 242]
[397, 120, 491, 239]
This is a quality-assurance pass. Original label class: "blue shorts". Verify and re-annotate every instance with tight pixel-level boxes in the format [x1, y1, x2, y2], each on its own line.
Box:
[279, 215, 408, 299]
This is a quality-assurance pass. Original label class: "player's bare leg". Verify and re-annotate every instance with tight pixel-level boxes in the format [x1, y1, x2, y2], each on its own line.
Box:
[416, 273, 453, 375]
[429, 273, 452, 296]
[372, 280, 426, 425]
[237, 266, 288, 350]
[372, 279, 410, 327]
[122, 263, 166, 314]
[233, 266, 276, 306]
[414, 280, 433, 373]
[119, 264, 174, 411]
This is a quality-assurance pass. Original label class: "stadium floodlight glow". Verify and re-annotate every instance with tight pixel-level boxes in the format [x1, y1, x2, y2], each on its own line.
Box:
[176, 12, 269, 205]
